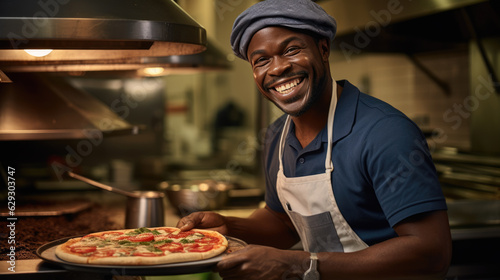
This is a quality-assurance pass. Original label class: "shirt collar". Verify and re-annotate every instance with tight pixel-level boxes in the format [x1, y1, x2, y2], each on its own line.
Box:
[286, 79, 360, 151]
[321, 79, 359, 144]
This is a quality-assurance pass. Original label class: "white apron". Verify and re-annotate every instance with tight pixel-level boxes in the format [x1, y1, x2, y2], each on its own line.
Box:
[276, 80, 368, 253]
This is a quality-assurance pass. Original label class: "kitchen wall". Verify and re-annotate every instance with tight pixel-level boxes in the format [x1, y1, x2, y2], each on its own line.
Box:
[330, 49, 472, 151]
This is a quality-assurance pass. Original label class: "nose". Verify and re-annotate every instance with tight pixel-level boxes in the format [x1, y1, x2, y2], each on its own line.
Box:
[268, 56, 291, 76]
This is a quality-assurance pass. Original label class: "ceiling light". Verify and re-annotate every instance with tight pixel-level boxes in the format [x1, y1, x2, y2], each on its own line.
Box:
[140, 67, 166, 77]
[24, 49, 53, 57]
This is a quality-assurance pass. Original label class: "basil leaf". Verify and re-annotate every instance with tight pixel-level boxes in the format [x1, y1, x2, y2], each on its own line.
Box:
[145, 246, 162, 252]
[126, 227, 152, 236]
[153, 240, 166, 245]
[138, 227, 151, 233]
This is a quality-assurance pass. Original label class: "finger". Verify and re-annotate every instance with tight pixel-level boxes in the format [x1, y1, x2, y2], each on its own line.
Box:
[176, 213, 201, 231]
[218, 267, 245, 280]
[177, 219, 194, 231]
[215, 250, 247, 273]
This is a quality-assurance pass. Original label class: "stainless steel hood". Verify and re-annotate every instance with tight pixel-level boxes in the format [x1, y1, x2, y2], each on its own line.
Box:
[0, 0, 206, 64]
[325, 0, 499, 53]
[0, 73, 140, 141]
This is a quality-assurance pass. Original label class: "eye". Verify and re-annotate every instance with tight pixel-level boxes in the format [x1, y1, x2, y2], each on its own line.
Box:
[284, 46, 300, 56]
[253, 56, 269, 67]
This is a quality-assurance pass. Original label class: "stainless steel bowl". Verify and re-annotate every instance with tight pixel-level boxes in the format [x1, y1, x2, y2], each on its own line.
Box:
[158, 180, 232, 216]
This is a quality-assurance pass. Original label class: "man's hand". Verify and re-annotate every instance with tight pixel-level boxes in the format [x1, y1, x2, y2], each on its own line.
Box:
[176, 207, 300, 251]
[176, 211, 229, 235]
[215, 244, 309, 280]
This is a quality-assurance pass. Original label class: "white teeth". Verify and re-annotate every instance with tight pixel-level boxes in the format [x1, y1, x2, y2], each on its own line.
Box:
[275, 78, 301, 94]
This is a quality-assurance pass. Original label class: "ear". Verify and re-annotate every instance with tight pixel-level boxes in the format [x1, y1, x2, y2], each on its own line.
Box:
[318, 38, 330, 62]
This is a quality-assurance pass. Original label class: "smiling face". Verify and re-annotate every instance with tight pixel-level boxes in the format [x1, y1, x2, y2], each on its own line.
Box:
[247, 27, 331, 117]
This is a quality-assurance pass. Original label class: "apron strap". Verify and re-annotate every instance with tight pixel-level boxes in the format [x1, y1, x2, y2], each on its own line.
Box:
[325, 79, 337, 171]
[278, 79, 338, 172]
[278, 116, 291, 170]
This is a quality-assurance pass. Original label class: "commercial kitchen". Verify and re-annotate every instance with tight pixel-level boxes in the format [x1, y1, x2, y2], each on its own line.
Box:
[0, 0, 499, 279]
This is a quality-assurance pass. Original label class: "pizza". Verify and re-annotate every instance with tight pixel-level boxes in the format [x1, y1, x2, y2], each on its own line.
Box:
[55, 227, 228, 265]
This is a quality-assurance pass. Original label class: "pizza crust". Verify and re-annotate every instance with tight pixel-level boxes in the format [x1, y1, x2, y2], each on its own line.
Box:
[55, 227, 228, 266]
[55, 238, 93, 264]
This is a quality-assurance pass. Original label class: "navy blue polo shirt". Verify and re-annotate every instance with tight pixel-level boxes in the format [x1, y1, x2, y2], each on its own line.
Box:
[264, 80, 447, 246]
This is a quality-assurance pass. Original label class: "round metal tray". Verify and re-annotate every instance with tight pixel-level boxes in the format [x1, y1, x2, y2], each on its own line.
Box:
[36, 235, 246, 276]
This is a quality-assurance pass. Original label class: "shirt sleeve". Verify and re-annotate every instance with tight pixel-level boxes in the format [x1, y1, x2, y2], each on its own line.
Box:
[363, 115, 447, 227]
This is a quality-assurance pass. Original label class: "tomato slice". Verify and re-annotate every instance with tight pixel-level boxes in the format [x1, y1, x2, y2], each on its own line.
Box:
[91, 249, 116, 258]
[199, 236, 218, 243]
[114, 248, 133, 255]
[70, 246, 97, 254]
[159, 242, 184, 253]
[169, 231, 195, 238]
[184, 243, 214, 253]
[82, 234, 104, 240]
[128, 233, 154, 242]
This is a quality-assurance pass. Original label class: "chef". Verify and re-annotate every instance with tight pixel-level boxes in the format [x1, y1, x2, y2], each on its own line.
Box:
[177, 0, 452, 279]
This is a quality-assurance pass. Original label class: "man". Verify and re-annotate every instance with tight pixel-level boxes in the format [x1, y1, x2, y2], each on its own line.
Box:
[177, 0, 452, 279]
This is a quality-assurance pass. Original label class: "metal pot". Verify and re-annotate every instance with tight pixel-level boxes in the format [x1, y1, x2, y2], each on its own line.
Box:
[158, 180, 232, 216]
[125, 191, 165, 229]
[66, 171, 165, 228]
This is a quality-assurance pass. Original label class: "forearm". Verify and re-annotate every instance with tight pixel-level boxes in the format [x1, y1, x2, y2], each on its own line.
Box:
[224, 207, 299, 249]
[316, 235, 449, 280]
[215, 236, 448, 280]
[311, 211, 451, 279]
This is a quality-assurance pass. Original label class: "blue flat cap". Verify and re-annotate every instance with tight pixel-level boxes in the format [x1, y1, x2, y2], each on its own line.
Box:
[230, 0, 337, 61]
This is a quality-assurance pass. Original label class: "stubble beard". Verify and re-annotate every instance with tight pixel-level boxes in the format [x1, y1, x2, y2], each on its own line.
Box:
[280, 72, 326, 117]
